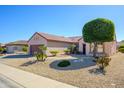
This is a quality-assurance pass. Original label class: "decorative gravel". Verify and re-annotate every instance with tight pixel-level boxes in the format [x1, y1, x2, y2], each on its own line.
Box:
[0, 53, 124, 88]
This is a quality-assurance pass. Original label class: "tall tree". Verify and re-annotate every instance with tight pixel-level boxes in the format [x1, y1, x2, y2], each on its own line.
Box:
[83, 18, 115, 57]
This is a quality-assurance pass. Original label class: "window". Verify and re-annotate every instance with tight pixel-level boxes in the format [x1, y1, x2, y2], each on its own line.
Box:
[13, 47, 18, 50]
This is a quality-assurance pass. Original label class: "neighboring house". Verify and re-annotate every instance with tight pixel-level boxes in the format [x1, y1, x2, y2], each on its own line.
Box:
[28, 32, 116, 56]
[0, 43, 5, 48]
[6, 40, 28, 53]
[0, 43, 1, 48]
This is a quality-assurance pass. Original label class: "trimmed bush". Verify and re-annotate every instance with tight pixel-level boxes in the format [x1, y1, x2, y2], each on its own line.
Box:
[0, 47, 3, 53]
[119, 45, 124, 49]
[64, 49, 70, 54]
[58, 60, 71, 67]
[50, 50, 59, 56]
[83, 18, 115, 57]
[118, 45, 124, 53]
[119, 48, 124, 53]
[96, 57, 111, 73]
[35, 52, 47, 61]
[22, 46, 28, 52]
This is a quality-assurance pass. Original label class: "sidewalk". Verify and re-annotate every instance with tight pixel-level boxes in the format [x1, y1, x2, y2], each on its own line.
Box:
[0, 63, 76, 88]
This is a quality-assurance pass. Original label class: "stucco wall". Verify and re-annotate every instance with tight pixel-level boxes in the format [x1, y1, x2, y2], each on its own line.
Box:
[28, 33, 74, 55]
[28, 33, 47, 46]
[47, 41, 72, 48]
[6, 45, 24, 53]
[78, 38, 90, 55]
[103, 41, 116, 56]
[28, 33, 47, 54]
[47, 41, 73, 55]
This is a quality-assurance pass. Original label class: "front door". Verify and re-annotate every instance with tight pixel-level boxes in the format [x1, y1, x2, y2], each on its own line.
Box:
[83, 44, 86, 55]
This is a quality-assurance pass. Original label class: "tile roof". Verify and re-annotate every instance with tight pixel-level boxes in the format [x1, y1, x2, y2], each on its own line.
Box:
[6, 40, 28, 45]
[37, 32, 82, 43]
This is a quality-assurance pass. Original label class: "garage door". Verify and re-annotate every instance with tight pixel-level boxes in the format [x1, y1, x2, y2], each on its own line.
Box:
[30, 45, 41, 55]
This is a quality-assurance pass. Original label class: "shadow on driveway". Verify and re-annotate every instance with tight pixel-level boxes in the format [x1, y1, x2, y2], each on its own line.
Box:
[49, 57, 96, 70]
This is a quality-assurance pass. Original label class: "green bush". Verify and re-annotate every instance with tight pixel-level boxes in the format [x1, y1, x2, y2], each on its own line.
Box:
[96, 57, 111, 71]
[58, 60, 71, 67]
[50, 50, 59, 56]
[119, 45, 124, 49]
[22, 46, 28, 52]
[0, 47, 3, 53]
[64, 49, 70, 54]
[118, 45, 124, 53]
[68, 44, 76, 54]
[35, 52, 47, 61]
[119, 48, 124, 53]
[35, 44, 47, 61]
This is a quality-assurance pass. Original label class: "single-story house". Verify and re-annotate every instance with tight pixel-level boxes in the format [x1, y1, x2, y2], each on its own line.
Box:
[0, 43, 2, 48]
[28, 32, 116, 56]
[6, 40, 28, 53]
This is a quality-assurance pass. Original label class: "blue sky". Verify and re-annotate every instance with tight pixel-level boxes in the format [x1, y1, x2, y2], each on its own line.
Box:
[0, 5, 124, 43]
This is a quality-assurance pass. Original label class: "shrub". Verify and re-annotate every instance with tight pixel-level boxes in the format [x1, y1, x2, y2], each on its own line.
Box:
[35, 44, 47, 61]
[119, 48, 124, 53]
[35, 52, 47, 61]
[119, 45, 124, 49]
[68, 44, 76, 54]
[64, 49, 70, 54]
[50, 50, 59, 56]
[0, 47, 3, 53]
[22, 46, 28, 52]
[58, 60, 71, 67]
[96, 57, 111, 73]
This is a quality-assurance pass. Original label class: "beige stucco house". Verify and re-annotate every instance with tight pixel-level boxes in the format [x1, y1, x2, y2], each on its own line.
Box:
[6, 40, 28, 53]
[28, 32, 116, 56]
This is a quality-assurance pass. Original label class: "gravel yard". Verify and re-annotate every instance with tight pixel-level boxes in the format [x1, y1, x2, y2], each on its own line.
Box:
[0, 53, 124, 88]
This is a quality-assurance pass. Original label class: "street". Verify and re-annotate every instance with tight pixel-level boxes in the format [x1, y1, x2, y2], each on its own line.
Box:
[0, 74, 23, 88]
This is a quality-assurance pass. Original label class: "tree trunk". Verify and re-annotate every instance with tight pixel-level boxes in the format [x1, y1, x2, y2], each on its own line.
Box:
[103, 43, 106, 56]
[89, 43, 92, 53]
[93, 42, 98, 57]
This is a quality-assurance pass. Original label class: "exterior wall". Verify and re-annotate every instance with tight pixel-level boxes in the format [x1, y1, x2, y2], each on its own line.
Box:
[47, 41, 73, 55]
[103, 41, 116, 56]
[6, 45, 24, 53]
[78, 38, 90, 55]
[28, 33, 47, 46]
[47, 41, 72, 48]
[79, 39, 83, 52]
[78, 39, 116, 56]
[28, 33, 47, 54]
[28, 33, 73, 55]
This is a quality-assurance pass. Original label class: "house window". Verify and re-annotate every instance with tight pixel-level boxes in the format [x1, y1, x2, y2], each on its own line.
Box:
[13, 47, 18, 50]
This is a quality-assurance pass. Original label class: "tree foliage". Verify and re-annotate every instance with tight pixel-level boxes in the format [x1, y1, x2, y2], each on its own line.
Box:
[83, 18, 115, 57]
[83, 18, 115, 43]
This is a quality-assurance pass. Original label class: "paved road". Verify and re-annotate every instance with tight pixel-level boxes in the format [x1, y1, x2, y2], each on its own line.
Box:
[0, 74, 23, 88]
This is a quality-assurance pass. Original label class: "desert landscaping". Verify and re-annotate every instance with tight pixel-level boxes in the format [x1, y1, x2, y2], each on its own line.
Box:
[0, 52, 124, 88]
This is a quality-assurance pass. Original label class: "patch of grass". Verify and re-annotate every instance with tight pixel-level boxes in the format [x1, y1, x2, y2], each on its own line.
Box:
[58, 60, 71, 67]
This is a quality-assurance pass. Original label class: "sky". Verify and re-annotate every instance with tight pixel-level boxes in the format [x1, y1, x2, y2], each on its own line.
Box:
[0, 5, 124, 43]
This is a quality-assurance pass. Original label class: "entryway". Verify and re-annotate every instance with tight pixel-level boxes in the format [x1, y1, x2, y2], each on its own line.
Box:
[83, 44, 86, 55]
